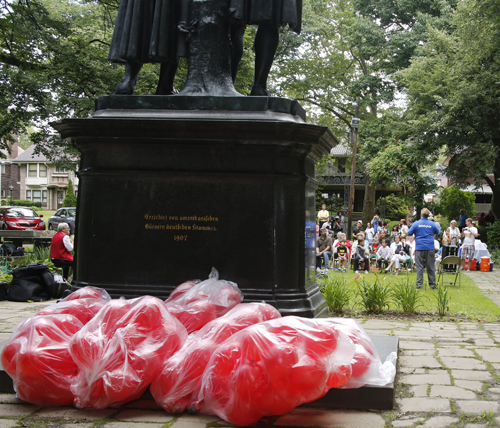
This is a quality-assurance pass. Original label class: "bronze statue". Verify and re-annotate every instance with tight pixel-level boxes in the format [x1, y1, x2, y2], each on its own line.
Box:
[109, 0, 302, 96]
[108, 0, 188, 95]
[230, 0, 303, 95]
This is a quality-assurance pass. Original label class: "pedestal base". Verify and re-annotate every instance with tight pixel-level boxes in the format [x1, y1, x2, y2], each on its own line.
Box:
[52, 96, 337, 317]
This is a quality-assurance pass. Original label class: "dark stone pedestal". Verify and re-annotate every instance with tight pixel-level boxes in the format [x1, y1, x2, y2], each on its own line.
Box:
[52, 96, 338, 317]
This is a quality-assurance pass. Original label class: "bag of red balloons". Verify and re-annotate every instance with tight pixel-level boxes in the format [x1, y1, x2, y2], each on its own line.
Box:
[165, 268, 243, 333]
[151, 302, 281, 414]
[1, 314, 83, 406]
[69, 295, 188, 409]
[196, 316, 355, 426]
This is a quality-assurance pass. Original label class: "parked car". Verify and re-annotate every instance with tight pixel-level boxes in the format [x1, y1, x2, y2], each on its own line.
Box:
[48, 207, 76, 234]
[0, 206, 46, 231]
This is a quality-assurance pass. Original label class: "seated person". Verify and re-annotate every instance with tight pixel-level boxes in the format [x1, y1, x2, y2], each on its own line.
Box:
[386, 235, 410, 275]
[376, 239, 391, 269]
[336, 240, 349, 272]
[316, 228, 333, 269]
[352, 234, 369, 274]
[370, 236, 380, 264]
[50, 222, 74, 280]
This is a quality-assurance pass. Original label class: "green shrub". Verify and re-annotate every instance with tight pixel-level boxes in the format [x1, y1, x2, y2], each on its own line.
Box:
[392, 278, 426, 314]
[318, 275, 351, 313]
[486, 222, 500, 249]
[356, 277, 391, 313]
[438, 186, 476, 222]
[375, 193, 410, 221]
[0, 199, 42, 208]
[62, 179, 77, 207]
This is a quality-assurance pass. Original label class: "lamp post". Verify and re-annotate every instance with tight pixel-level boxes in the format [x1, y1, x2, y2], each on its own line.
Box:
[347, 104, 360, 240]
[9, 185, 14, 205]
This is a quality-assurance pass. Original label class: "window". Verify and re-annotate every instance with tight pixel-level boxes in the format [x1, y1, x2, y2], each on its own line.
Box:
[1, 165, 5, 174]
[1, 190, 5, 198]
[42, 190, 47, 205]
[39, 164, 47, 177]
[55, 165, 67, 173]
[57, 191, 64, 205]
[26, 190, 31, 200]
[28, 164, 37, 177]
[33, 190, 41, 203]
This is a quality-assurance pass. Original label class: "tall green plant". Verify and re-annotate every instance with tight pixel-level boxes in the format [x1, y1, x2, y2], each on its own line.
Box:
[436, 285, 450, 316]
[356, 277, 391, 313]
[486, 222, 500, 249]
[62, 179, 77, 207]
[392, 278, 426, 314]
[318, 275, 352, 313]
[438, 186, 476, 222]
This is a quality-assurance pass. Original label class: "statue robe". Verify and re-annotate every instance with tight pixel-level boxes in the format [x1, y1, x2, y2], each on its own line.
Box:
[108, 0, 181, 64]
[230, 0, 302, 33]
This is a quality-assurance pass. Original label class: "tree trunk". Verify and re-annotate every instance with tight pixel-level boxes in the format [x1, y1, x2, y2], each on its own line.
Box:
[181, 0, 241, 96]
[491, 153, 500, 218]
[362, 181, 376, 223]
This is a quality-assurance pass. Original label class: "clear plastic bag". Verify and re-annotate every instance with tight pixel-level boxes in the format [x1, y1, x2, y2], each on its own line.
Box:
[151, 302, 281, 414]
[323, 319, 396, 388]
[36, 286, 111, 325]
[69, 295, 188, 409]
[196, 316, 354, 426]
[165, 268, 243, 333]
[1, 314, 83, 406]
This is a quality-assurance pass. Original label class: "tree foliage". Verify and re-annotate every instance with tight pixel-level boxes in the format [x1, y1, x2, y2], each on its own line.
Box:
[62, 178, 77, 207]
[400, 0, 500, 216]
[438, 186, 476, 223]
[375, 193, 410, 221]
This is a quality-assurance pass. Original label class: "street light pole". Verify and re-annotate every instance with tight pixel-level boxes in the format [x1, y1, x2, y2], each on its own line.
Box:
[9, 185, 14, 205]
[347, 104, 360, 240]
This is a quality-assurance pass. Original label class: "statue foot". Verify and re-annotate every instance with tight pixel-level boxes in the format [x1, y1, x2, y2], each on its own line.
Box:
[113, 79, 136, 95]
[155, 86, 179, 96]
[250, 84, 270, 96]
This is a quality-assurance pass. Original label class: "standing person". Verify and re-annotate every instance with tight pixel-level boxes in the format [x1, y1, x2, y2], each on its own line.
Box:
[317, 204, 329, 229]
[448, 220, 460, 245]
[407, 208, 440, 289]
[50, 223, 74, 281]
[485, 210, 496, 225]
[459, 209, 468, 232]
[337, 211, 345, 232]
[365, 222, 375, 245]
[371, 214, 380, 234]
[332, 216, 343, 237]
[316, 228, 333, 269]
[352, 220, 364, 239]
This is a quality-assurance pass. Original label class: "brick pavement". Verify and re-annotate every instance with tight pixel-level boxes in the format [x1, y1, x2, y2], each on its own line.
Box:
[0, 271, 499, 427]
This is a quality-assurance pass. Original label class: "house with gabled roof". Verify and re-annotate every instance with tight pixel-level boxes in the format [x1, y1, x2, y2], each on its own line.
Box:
[15, 145, 78, 210]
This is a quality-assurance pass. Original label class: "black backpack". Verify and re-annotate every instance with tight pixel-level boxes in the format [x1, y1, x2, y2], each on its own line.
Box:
[1, 243, 25, 257]
[8, 263, 55, 302]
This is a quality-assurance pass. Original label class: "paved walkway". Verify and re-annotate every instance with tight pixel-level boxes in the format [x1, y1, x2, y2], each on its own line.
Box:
[0, 271, 499, 428]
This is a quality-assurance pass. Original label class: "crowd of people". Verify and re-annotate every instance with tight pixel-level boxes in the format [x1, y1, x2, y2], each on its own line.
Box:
[315, 204, 497, 288]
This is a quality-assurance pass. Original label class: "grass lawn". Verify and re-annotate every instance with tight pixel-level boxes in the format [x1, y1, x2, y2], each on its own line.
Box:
[36, 210, 56, 220]
[318, 269, 500, 322]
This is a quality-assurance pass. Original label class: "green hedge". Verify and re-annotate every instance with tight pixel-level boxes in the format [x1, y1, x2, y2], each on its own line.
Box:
[0, 199, 42, 208]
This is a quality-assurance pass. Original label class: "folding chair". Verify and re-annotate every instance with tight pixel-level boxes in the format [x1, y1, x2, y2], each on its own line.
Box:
[437, 255, 461, 287]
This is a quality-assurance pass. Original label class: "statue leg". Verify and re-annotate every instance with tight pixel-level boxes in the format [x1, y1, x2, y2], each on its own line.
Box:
[156, 61, 179, 95]
[114, 62, 143, 95]
[251, 23, 279, 96]
[230, 23, 247, 83]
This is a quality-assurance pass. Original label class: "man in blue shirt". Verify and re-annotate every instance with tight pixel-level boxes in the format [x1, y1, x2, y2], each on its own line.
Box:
[408, 208, 440, 289]
[459, 209, 468, 232]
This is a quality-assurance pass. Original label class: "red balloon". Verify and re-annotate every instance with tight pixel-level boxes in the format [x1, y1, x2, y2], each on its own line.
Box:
[69, 296, 187, 409]
[1, 314, 83, 406]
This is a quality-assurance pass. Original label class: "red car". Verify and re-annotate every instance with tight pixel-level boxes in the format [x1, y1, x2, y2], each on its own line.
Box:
[0, 206, 46, 230]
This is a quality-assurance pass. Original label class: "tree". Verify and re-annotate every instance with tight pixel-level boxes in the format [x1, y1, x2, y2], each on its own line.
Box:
[438, 186, 476, 222]
[400, 0, 500, 217]
[0, 0, 256, 160]
[62, 179, 77, 207]
[375, 194, 410, 221]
